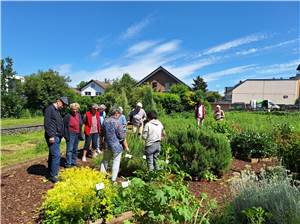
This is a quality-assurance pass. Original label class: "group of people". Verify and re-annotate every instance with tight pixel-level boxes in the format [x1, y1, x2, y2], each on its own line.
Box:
[44, 97, 165, 183]
[194, 99, 225, 127]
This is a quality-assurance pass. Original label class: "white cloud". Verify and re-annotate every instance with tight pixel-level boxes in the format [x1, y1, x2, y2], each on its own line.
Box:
[202, 33, 267, 55]
[235, 38, 300, 56]
[69, 40, 217, 86]
[90, 37, 107, 58]
[254, 60, 299, 75]
[120, 15, 153, 40]
[54, 64, 72, 75]
[126, 40, 160, 57]
[203, 65, 256, 82]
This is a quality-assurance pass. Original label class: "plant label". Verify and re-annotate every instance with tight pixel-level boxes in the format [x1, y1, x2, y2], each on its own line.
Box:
[121, 181, 130, 188]
[96, 182, 105, 191]
[125, 154, 133, 159]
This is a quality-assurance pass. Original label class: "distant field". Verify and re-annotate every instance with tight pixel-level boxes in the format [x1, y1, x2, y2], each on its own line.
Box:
[1, 116, 44, 128]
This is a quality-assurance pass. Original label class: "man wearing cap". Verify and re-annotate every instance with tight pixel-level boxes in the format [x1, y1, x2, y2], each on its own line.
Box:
[44, 96, 68, 183]
[129, 102, 147, 136]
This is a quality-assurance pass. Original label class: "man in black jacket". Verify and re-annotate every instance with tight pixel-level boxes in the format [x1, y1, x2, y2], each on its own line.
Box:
[44, 96, 68, 183]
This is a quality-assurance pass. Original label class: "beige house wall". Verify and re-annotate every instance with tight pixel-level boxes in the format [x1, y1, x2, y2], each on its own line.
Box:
[232, 80, 300, 105]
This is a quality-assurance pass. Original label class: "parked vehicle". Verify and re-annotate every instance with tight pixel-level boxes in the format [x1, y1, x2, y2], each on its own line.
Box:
[250, 99, 280, 111]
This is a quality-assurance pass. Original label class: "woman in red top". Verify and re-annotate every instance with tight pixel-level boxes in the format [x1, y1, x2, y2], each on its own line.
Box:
[63, 103, 83, 167]
[82, 104, 100, 162]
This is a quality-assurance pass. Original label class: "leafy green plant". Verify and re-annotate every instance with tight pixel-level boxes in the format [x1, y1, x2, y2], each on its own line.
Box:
[113, 168, 217, 224]
[242, 207, 271, 224]
[231, 130, 278, 160]
[41, 167, 117, 224]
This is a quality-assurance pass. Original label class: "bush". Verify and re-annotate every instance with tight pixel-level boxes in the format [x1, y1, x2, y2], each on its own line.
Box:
[231, 131, 277, 160]
[168, 128, 232, 178]
[114, 170, 217, 224]
[119, 133, 147, 176]
[223, 166, 300, 224]
[273, 123, 300, 178]
[154, 92, 183, 113]
[42, 167, 116, 223]
[209, 120, 237, 140]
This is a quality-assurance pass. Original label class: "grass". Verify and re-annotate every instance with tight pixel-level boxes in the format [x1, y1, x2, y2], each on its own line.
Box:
[1, 116, 43, 128]
[0, 131, 74, 168]
[1, 110, 300, 168]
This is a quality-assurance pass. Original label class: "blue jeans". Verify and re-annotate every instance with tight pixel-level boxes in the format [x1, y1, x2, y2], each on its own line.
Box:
[66, 132, 79, 166]
[46, 136, 61, 177]
[145, 142, 161, 171]
[84, 133, 99, 150]
[100, 150, 122, 181]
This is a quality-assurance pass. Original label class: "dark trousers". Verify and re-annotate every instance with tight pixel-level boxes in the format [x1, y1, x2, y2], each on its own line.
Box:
[46, 136, 62, 177]
[66, 132, 79, 166]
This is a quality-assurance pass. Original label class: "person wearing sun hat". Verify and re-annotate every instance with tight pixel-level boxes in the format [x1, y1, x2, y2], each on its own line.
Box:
[129, 102, 147, 136]
[44, 96, 69, 183]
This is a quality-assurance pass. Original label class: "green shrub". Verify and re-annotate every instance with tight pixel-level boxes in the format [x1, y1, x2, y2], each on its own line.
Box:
[114, 170, 217, 224]
[209, 120, 237, 140]
[273, 123, 300, 178]
[231, 131, 278, 160]
[154, 92, 183, 113]
[226, 166, 300, 224]
[168, 128, 232, 178]
[41, 167, 117, 224]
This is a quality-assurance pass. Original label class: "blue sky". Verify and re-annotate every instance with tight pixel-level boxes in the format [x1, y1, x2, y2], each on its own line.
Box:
[2, 1, 300, 93]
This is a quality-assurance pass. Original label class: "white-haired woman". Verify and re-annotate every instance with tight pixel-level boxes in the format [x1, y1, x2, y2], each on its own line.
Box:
[63, 103, 83, 167]
[214, 105, 225, 121]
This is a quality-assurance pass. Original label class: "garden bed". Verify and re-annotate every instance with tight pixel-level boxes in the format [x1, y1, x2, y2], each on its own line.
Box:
[1, 157, 276, 224]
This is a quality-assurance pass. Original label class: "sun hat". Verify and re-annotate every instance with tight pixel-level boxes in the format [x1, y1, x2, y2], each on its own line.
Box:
[136, 102, 143, 108]
[59, 96, 69, 106]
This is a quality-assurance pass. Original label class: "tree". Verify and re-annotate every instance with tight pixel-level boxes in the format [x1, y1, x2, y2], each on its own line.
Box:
[1, 57, 26, 118]
[1, 57, 17, 94]
[23, 70, 71, 111]
[206, 91, 222, 102]
[192, 76, 207, 92]
[76, 81, 88, 89]
[142, 85, 157, 113]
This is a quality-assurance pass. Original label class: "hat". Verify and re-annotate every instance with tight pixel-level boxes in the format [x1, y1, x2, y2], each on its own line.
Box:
[136, 102, 143, 108]
[99, 104, 106, 110]
[59, 96, 69, 106]
[91, 104, 99, 109]
[119, 106, 123, 113]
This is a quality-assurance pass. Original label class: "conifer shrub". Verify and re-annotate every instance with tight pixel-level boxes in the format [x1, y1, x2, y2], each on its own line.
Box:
[168, 128, 232, 178]
[41, 167, 116, 223]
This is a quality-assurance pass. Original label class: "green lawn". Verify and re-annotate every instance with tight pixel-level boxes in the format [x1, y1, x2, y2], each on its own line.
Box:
[1, 116, 44, 128]
[1, 131, 71, 168]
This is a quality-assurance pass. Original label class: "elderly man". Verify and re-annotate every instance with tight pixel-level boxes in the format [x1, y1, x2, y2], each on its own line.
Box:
[44, 96, 68, 183]
[129, 102, 147, 136]
[100, 107, 128, 182]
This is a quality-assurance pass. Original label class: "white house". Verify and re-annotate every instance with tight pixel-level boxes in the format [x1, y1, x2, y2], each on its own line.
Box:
[80, 80, 110, 96]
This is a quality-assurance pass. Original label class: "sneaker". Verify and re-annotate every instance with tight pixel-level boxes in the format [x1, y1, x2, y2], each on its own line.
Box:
[82, 156, 87, 162]
[49, 176, 58, 183]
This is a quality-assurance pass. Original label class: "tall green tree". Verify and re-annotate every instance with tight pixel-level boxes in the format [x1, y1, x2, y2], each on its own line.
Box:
[1, 57, 26, 118]
[142, 85, 157, 113]
[1, 57, 17, 93]
[23, 70, 71, 111]
[76, 81, 88, 89]
[192, 76, 208, 92]
[206, 91, 222, 102]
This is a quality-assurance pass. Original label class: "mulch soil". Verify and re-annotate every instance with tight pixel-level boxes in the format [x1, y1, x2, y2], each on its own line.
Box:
[1, 157, 276, 224]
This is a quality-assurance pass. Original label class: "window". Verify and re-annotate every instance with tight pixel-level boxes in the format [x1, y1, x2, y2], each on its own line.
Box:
[165, 82, 170, 91]
[96, 92, 101, 96]
[152, 81, 158, 88]
[91, 83, 95, 88]
[85, 91, 91, 96]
